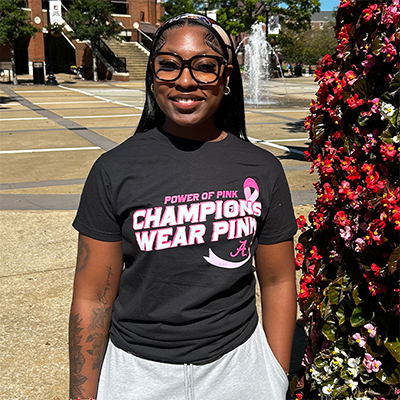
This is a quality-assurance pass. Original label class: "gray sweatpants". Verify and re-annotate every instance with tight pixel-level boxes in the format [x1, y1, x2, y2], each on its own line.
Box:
[97, 323, 288, 399]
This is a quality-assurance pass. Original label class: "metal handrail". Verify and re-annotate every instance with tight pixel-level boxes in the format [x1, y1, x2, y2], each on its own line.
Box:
[133, 27, 153, 43]
[95, 39, 127, 73]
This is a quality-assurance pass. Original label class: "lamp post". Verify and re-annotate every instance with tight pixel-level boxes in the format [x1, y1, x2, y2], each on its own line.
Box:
[203, 0, 209, 17]
[265, 3, 271, 40]
[45, 28, 59, 86]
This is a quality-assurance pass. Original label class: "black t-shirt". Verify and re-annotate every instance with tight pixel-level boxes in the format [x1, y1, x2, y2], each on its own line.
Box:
[73, 128, 297, 364]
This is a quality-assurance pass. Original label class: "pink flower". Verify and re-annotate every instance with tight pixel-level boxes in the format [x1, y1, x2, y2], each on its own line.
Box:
[363, 353, 382, 373]
[369, 98, 380, 114]
[381, 38, 397, 63]
[352, 333, 367, 348]
[355, 238, 367, 252]
[345, 70, 357, 85]
[364, 323, 377, 338]
[361, 54, 376, 74]
[382, 1, 400, 26]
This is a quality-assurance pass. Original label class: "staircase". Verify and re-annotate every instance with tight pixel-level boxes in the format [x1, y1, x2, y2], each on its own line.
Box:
[105, 40, 149, 80]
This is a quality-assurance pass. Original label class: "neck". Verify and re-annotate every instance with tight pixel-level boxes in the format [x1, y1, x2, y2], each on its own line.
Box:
[161, 118, 225, 142]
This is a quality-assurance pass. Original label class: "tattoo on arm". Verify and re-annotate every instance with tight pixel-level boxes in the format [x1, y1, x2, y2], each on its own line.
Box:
[69, 313, 88, 398]
[77, 236, 90, 273]
[86, 266, 113, 370]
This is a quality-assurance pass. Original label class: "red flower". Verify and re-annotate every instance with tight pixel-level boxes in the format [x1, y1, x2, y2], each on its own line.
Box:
[366, 220, 386, 245]
[390, 206, 400, 231]
[299, 283, 310, 299]
[362, 4, 379, 22]
[380, 143, 397, 161]
[334, 210, 351, 227]
[347, 93, 364, 109]
[363, 272, 388, 296]
[308, 246, 322, 261]
[297, 215, 308, 230]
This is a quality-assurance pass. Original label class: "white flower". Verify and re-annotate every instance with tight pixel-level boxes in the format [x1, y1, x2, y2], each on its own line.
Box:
[345, 378, 359, 392]
[393, 135, 399, 143]
[348, 357, 361, 368]
[322, 383, 334, 396]
[330, 356, 344, 369]
[380, 102, 395, 119]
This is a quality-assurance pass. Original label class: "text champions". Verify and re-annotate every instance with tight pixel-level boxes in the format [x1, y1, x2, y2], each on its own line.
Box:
[132, 199, 262, 252]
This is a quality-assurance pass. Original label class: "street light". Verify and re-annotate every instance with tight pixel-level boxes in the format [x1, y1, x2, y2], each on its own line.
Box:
[265, 3, 271, 40]
[203, 0, 209, 17]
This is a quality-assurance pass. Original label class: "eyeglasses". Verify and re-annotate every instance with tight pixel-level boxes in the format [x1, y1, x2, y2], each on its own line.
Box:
[151, 52, 227, 84]
[153, 14, 234, 63]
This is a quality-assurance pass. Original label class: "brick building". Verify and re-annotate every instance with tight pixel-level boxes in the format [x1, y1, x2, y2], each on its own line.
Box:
[0, 0, 164, 79]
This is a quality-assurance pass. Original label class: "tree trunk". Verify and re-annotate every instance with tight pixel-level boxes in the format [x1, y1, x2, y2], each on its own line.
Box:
[10, 40, 18, 85]
[91, 42, 98, 82]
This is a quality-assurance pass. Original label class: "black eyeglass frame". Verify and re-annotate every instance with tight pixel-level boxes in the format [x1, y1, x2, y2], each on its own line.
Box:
[150, 52, 228, 84]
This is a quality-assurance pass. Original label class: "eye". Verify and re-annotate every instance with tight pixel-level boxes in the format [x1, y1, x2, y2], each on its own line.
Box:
[155, 56, 181, 72]
[192, 58, 219, 73]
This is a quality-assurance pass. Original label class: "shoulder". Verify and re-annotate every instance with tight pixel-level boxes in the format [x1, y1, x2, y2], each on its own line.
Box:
[94, 129, 159, 169]
[228, 134, 284, 172]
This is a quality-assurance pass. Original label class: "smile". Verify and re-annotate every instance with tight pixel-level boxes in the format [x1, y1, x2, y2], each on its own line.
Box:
[171, 97, 204, 104]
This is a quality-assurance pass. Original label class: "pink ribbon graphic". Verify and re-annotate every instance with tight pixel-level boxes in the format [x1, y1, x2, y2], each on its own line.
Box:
[243, 177, 259, 204]
[204, 177, 259, 269]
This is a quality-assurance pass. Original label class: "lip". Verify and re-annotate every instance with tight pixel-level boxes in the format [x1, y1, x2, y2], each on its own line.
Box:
[169, 95, 205, 110]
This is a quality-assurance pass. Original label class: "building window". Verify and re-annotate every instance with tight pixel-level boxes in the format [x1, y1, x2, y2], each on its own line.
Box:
[111, 0, 129, 15]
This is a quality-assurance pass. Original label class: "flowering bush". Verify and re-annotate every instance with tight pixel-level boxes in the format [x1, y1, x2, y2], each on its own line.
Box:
[292, 1, 399, 399]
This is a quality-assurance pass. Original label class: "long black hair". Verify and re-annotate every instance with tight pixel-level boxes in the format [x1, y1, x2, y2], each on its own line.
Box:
[135, 14, 248, 141]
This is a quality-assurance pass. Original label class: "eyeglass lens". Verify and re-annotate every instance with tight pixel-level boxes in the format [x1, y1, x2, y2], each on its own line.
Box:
[153, 54, 222, 84]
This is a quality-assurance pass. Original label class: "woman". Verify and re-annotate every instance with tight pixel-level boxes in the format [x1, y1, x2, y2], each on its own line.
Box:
[69, 14, 297, 400]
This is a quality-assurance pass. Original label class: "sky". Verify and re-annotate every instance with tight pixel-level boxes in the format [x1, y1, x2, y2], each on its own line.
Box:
[319, 0, 341, 11]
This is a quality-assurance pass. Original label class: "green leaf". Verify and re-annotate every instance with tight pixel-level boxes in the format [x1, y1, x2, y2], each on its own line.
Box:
[380, 127, 395, 144]
[337, 303, 346, 325]
[354, 78, 373, 101]
[312, 114, 326, 141]
[391, 109, 399, 128]
[314, 355, 324, 368]
[388, 246, 400, 275]
[322, 315, 337, 341]
[350, 306, 374, 328]
[376, 359, 400, 385]
[371, 36, 382, 56]
[352, 285, 364, 305]
[387, 73, 400, 96]
[358, 114, 370, 126]
[385, 337, 400, 362]
[326, 283, 341, 304]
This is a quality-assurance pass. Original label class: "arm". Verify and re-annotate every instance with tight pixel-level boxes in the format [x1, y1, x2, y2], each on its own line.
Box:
[255, 240, 297, 374]
[69, 234, 123, 399]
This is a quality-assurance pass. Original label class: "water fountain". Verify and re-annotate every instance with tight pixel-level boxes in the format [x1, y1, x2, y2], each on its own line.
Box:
[239, 22, 287, 106]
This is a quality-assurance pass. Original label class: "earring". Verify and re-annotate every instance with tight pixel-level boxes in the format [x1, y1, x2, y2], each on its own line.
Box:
[150, 83, 154, 92]
[224, 86, 231, 96]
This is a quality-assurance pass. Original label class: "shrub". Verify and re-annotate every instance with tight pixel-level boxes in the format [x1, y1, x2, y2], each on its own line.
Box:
[291, 1, 399, 399]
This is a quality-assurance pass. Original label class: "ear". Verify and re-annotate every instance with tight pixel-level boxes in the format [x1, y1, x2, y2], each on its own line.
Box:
[224, 64, 234, 87]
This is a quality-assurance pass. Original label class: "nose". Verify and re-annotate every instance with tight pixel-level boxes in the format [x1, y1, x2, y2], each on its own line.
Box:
[175, 65, 198, 89]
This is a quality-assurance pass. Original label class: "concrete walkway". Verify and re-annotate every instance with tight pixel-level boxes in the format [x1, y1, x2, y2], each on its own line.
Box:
[0, 73, 316, 399]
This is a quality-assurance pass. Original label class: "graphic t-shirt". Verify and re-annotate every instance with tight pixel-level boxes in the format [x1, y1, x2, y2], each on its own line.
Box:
[73, 128, 297, 364]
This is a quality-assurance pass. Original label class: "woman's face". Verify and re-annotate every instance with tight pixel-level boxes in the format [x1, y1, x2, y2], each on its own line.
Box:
[152, 26, 232, 138]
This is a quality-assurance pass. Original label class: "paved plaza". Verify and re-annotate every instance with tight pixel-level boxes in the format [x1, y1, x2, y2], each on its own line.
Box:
[0, 74, 318, 399]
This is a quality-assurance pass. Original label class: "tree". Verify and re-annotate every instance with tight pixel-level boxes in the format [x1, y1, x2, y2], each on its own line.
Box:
[64, 0, 122, 81]
[279, 22, 337, 65]
[160, 0, 203, 22]
[293, 0, 399, 398]
[0, 0, 40, 85]
[216, 0, 321, 36]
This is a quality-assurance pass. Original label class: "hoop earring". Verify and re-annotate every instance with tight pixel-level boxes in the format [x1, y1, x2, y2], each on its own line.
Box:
[150, 83, 154, 92]
[224, 86, 230, 96]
